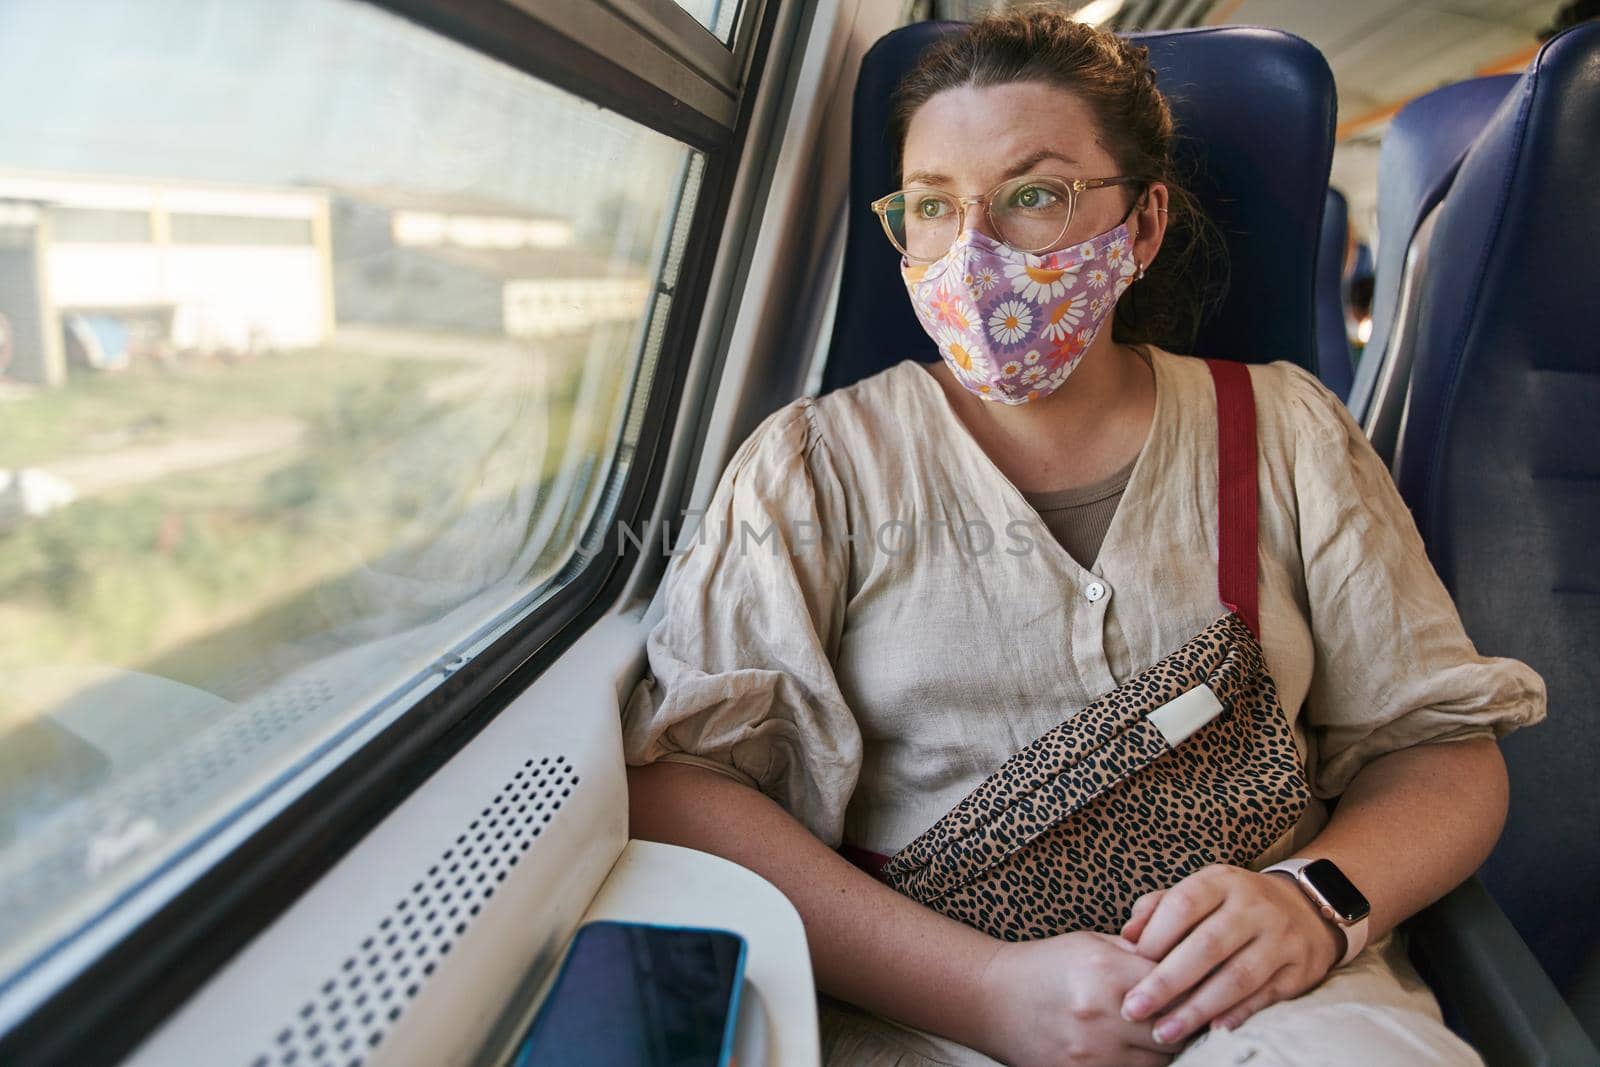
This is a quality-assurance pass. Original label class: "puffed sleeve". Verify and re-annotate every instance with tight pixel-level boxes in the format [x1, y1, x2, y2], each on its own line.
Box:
[1281, 363, 1547, 798]
[621, 397, 862, 846]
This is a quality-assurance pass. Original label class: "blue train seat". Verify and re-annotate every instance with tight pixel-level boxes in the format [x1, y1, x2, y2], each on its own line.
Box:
[1394, 20, 1600, 1057]
[1349, 240, 1373, 286]
[1316, 187, 1354, 399]
[1347, 73, 1518, 458]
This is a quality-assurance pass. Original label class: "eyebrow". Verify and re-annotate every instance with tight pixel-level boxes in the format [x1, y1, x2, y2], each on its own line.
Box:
[903, 149, 1082, 188]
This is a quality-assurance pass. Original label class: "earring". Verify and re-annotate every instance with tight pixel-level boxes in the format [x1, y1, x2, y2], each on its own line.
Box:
[1135, 261, 1147, 281]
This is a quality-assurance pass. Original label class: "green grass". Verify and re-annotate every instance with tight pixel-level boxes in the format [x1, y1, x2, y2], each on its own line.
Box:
[0, 330, 633, 729]
[0, 348, 438, 470]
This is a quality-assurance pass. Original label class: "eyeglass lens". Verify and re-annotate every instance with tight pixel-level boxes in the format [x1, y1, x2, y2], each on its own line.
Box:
[884, 176, 1076, 260]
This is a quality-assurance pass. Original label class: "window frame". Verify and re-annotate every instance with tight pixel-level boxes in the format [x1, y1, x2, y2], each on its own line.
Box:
[386, 0, 765, 149]
[0, 0, 781, 1062]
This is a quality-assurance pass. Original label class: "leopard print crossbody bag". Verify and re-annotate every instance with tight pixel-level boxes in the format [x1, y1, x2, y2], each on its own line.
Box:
[841, 360, 1312, 941]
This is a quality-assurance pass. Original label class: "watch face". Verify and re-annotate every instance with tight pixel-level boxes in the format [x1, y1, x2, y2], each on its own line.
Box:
[1303, 859, 1371, 923]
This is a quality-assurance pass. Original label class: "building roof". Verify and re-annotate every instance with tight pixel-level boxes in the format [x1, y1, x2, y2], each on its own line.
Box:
[0, 167, 327, 212]
[331, 185, 567, 224]
[421, 242, 649, 282]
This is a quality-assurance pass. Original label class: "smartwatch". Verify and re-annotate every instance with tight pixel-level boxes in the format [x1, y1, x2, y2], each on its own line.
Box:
[1259, 857, 1371, 967]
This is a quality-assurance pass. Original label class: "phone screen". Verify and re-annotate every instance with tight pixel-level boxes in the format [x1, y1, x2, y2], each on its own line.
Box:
[511, 920, 748, 1067]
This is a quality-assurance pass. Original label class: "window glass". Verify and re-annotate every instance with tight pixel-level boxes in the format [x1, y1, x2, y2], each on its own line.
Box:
[168, 213, 316, 246]
[671, 0, 743, 42]
[0, 0, 698, 985]
[49, 207, 153, 244]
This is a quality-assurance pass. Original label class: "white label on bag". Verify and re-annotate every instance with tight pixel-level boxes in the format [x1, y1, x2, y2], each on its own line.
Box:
[1147, 684, 1225, 747]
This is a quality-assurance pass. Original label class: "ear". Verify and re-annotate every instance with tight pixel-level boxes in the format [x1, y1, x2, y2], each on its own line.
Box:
[1128, 182, 1169, 275]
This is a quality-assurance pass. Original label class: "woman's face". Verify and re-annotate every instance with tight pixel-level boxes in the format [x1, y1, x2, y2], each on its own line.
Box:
[901, 80, 1167, 265]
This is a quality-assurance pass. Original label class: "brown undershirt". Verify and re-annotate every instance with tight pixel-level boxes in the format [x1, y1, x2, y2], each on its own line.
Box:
[1020, 454, 1137, 569]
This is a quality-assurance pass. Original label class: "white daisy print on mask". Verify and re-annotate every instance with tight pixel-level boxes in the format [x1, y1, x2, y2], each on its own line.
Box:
[988, 300, 1033, 345]
[1004, 257, 1080, 304]
[1104, 234, 1130, 271]
[936, 325, 990, 381]
[1040, 293, 1089, 342]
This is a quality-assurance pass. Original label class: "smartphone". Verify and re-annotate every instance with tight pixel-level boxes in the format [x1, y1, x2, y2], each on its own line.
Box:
[510, 920, 748, 1067]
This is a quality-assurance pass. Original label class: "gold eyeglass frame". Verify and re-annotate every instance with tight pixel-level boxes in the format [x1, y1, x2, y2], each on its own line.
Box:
[870, 174, 1148, 262]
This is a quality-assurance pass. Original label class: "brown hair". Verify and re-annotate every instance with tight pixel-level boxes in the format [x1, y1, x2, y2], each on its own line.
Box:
[887, 6, 1227, 352]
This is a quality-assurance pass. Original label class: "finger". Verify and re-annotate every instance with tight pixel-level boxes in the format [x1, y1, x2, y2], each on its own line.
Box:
[1121, 890, 1166, 942]
[1132, 871, 1229, 961]
[1121, 1013, 1191, 1056]
[1121, 912, 1254, 1022]
[1207, 966, 1298, 1034]
[1085, 931, 1142, 954]
[1153, 954, 1297, 1045]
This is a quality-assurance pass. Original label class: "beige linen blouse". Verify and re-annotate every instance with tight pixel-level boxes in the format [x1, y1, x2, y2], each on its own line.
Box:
[622, 346, 1546, 1064]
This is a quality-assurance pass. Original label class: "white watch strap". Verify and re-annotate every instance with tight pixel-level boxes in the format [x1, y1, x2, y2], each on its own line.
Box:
[1260, 858, 1369, 967]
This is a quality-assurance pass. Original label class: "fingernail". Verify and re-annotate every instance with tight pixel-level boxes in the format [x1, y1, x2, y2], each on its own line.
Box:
[1121, 993, 1151, 1021]
[1153, 1020, 1184, 1044]
[1210, 1018, 1233, 1033]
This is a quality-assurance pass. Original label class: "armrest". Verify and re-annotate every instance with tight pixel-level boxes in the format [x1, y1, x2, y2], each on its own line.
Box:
[579, 840, 820, 1067]
[1406, 876, 1600, 1067]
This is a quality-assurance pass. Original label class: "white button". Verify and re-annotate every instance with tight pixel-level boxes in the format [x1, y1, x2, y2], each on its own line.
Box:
[1085, 581, 1107, 603]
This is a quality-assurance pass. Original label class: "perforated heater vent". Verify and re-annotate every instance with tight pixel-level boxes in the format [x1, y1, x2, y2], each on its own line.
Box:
[252, 755, 580, 1067]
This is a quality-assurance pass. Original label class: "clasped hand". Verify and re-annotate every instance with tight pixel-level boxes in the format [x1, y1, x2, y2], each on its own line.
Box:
[1117, 863, 1347, 1043]
[978, 864, 1345, 1066]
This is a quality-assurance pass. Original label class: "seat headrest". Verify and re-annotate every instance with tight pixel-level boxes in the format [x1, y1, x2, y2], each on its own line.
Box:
[1397, 23, 1600, 541]
[1347, 73, 1518, 419]
[1393, 21, 1600, 992]
[1317, 187, 1353, 398]
[824, 23, 1335, 394]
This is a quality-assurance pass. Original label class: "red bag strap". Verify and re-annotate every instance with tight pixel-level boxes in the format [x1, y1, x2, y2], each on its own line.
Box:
[1204, 359, 1260, 640]
[839, 843, 891, 882]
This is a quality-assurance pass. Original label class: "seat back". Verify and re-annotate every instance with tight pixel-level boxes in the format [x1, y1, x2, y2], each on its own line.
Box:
[824, 23, 1335, 391]
[1347, 74, 1518, 431]
[1316, 187, 1353, 399]
[1394, 22, 1600, 994]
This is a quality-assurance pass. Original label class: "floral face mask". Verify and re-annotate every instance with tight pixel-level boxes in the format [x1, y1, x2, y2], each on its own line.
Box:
[900, 221, 1138, 404]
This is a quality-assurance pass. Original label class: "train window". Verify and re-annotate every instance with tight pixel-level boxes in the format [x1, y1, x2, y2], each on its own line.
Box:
[47, 207, 155, 245]
[0, 0, 706, 1008]
[672, 0, 744, 41]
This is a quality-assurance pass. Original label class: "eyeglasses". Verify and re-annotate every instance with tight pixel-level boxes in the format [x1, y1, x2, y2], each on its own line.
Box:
[871, 174, 1147, 263]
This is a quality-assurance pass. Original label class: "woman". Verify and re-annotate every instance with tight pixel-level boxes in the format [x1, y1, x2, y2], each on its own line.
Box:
[623, 10, 1545, 1066]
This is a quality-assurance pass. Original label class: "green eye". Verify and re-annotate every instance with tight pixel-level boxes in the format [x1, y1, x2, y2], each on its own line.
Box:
[1010, 184, 1060, 211]
[912, 195, 948, 219]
